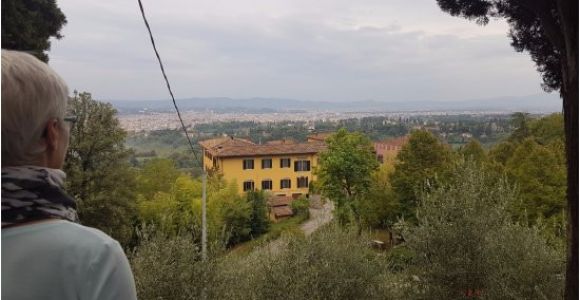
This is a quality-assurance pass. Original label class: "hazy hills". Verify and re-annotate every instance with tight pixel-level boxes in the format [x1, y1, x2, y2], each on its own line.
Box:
[109, 93, 561, 114]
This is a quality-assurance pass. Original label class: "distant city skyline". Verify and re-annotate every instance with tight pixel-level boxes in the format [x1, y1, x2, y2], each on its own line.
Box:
[50, 0, 557, 103]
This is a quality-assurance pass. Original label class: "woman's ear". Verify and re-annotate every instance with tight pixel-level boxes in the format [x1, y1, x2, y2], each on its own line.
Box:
[44, 119, 61, 151]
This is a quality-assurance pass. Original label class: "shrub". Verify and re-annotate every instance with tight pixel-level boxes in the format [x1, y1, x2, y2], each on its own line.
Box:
[130, 224, 399, 300]
[247, 190, 270, 237]
[402, 162, 565, 299]
[291, 196, 310, 219]
[219, 195, 252, 246]
[214, 224, 391, 300]
[129, 227, 218, 300]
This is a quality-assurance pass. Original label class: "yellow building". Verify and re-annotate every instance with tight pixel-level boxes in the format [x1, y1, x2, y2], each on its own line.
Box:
[200, 137, 326, 197]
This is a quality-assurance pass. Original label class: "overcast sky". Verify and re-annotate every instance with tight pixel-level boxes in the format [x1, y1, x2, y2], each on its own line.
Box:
[49, 0, 557, 103]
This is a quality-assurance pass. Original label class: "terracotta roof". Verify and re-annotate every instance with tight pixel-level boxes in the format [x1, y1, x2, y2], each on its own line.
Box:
[268, 195, 293, 207]
[198, 137, 254, 150]
[200, 137, 326, 158]
[378, 136, 409, 147]
[307, 132, 333, 143]
[271, 206, 294, 218]
[265, 139, 297, 145]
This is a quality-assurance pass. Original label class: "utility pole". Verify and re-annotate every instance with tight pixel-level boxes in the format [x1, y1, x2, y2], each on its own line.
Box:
[201, 171, 207, 261]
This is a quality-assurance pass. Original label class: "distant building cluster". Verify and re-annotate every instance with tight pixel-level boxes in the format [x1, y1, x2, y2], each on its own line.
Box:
[117, 109, 505, 132]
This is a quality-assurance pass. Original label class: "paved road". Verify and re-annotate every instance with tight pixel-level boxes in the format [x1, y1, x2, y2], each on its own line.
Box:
[263, 200, 334, 254]
[300, 200, 334, 236]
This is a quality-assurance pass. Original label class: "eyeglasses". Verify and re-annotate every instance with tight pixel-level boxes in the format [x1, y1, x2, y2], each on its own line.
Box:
[63, 115, 78, 124]
[41, 115, 77, 138]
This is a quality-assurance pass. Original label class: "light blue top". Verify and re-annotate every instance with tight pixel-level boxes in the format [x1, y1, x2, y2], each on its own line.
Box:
[2, 220, 137, 300]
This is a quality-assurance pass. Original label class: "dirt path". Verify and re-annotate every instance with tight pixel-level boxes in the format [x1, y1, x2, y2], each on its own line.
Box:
[300, 201, 334, 236]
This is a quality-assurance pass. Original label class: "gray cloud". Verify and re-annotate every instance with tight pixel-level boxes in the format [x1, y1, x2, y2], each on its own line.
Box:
[48, 0, 556, 103]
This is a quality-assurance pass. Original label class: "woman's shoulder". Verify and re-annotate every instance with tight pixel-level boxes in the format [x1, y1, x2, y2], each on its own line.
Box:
[2, 220, 137, 300]
[3, 220, 123, 256]
[55, 221, 119, 244]
[54, 221, 124, 256]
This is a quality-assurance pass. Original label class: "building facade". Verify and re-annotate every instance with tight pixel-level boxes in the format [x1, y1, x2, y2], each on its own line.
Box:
[200, 137, 326, 197]
[373, 136, 409, 165]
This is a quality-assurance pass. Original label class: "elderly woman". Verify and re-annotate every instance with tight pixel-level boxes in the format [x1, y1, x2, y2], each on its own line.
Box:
[1, 50, 137, 300]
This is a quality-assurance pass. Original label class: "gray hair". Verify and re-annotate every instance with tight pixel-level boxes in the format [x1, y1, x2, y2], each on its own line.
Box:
[1, 50, 69, 166]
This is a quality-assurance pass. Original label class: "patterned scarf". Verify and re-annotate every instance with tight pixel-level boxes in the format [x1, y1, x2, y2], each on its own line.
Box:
[1, 166, 79, 228]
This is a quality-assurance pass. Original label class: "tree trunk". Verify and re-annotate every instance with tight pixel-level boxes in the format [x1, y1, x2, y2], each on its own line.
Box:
[563, 76, 578, 300]
[558, 0, 578, 297]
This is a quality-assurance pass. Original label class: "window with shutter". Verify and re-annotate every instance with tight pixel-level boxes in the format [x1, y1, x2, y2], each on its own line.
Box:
[297, 176, 309, 188]
[261, 180, 272, 190]
[294, 160, 311, 172]
[243, 180, 254, 191]
[262, 158, 272, 169]
[243, 159, 254, 170]
[280, 179, 291, 189]
[280, 158, 291, 168]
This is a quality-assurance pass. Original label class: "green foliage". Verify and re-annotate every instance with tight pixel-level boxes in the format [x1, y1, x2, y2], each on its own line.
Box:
[402, 162, 564, 299]
[390, 130, 454, 220]
[508, 112, 564, 146]
[316, 128, 379, 225]
[247, 190, 270, 237]
[136, 168, 270, 248]
[217, 188, 251, 246]
[488, 114, 566, 238]
[168, 150, 200, 169]
[229, 215, 307, 256]
[136, 158, 181, 200]
[64, 91, 137, 247]
[229, 226, 388, 299]
[458, 138, 486, 163]
[509, 112, 531, 142]
[1, 0, 67, 62]
[529, 113, 565, 145]
[130, 224, 395, 300]
[385, 244, 414, 272]
[137, 168, 224, 244]
[129, 228, 219, 300]
[137, 174, 202, 236]
[207, 179, 248, 246]
[291, 196, 310, 218]
[219, 225, 391, 300]
[506, 139, 566, 232]
[359, 164, 400, 229]
[488, 141, 516, 166]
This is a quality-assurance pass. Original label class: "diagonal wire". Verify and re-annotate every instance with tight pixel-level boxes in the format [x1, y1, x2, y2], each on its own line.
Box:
[136, 0, 201, 167]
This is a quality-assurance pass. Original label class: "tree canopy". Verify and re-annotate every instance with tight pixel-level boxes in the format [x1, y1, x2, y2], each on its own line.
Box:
[405, 161, 564, 298]
[316, 128, 379, 225]
[1, 0, 67, 62]
[390, 130, 454, 220]
[64, 92, 137, 247]
[490, 113, 567, 239]
[359, 164, 400, 229]
[458, 138, 486, 163]
[436, 1, 577, 296]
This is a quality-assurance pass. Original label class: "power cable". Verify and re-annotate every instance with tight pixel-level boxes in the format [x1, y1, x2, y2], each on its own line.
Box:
[136, 0, 201, 167]
[137, 0, 209, 261]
